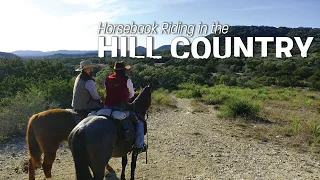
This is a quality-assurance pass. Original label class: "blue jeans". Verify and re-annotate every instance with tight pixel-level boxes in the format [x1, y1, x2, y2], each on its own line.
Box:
[135, 120, 145, 148]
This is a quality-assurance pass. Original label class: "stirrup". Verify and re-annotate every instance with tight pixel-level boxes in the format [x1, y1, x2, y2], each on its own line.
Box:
[133, 144, 148, 155]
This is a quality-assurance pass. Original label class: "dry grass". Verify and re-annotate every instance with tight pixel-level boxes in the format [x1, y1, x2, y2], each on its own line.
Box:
[190, 99, 208, 113]
[241, 97, 320, 154]
[173, 83, 320, 153]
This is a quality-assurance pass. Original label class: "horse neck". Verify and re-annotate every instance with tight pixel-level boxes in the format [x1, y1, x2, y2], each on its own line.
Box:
[132, 90, 149, 117]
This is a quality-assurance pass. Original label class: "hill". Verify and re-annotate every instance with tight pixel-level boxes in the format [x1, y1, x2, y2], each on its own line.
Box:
[175, 26, 320, 57]
[0, 51, 19, 58]
[207, 26, 320, 53]
[12, 50, 97, 57]
[155, 45, 183, 51]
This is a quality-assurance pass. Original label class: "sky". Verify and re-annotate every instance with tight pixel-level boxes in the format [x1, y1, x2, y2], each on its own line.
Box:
[0, 0, 319, 52]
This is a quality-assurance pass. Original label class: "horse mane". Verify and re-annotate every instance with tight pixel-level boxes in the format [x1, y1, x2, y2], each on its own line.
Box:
[131, 85, 151, 117]
[133, 86, 150, 103]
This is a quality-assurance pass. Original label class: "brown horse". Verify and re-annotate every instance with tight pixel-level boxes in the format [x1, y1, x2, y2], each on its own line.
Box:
[26, 92, 141, 180]
[26, 109, 76, 180]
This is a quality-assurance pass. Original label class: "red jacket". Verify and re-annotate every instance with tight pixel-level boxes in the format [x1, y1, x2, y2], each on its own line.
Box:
[104, 74, 129, 106]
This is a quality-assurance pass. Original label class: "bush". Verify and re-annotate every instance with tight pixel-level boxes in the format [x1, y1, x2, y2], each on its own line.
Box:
[37, 78, 73, 108]
[152, 89, 174, 107]
[0, 88, 58, 140]
[201, 93, 230, 105]
[221, 98, 261, 118]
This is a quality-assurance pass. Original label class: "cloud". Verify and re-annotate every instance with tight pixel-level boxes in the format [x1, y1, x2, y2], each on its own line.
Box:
[0, 0, 174, 51]
[0, 0, 157, 51]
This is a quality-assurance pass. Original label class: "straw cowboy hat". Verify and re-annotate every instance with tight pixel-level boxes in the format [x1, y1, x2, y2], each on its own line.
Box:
[114, 61, 131, 70]
[75, 60, 98, 71]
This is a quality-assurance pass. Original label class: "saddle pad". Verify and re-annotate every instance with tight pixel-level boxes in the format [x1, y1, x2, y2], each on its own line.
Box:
[93, 109, 130, 120]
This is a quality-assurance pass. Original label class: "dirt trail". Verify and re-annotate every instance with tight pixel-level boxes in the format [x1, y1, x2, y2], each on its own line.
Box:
[0, 97, 320, 179]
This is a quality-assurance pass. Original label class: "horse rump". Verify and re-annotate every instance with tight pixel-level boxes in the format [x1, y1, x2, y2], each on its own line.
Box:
[26, 114, 42, 168]
[68, 128, 92, 180]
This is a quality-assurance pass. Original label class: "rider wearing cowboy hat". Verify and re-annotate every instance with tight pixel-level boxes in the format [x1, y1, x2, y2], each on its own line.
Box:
[72, 60, 103, 117]
[104, 61, 147, 155]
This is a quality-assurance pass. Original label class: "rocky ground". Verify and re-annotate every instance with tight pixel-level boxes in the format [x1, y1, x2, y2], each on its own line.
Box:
[0, 97, 320, 180]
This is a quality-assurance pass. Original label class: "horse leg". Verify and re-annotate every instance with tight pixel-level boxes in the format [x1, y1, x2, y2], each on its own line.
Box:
[28, 159, 36, 180]
[88, 145, 112, 180]
[42, 151, 57, 179]
[130, 153, 138, 180]
[91, 159, 110, 180]
[121, 156, 128, 180]
[105, 163, 115, 177]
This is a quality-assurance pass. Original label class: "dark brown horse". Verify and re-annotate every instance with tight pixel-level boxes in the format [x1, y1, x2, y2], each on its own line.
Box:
[68, 85, 151, 180]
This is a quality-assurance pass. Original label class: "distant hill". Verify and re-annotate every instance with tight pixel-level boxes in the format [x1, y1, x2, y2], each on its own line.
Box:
[135, 46, 146, 53]
[12, 48, 146, 58]
[0, 51, 19, 58]
[12, 50, 97, 57]
[155, 45, 183, 51]
[182, 26, 320, 56]
[11, 25, 320, 58]
[206, 26, 320, 46]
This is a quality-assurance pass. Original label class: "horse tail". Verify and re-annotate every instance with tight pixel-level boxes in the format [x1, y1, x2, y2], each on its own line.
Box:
[26, 114, 42, 167]
[68, 129, 91, 180]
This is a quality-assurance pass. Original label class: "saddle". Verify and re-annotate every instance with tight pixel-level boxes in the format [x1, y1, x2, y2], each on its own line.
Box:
[66, 102, 147, 141]
[89, 108, 138, 141]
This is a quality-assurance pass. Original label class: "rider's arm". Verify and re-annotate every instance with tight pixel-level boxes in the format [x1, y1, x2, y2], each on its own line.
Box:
[127, 79, 134, 98]
[85, 80, 101, 100]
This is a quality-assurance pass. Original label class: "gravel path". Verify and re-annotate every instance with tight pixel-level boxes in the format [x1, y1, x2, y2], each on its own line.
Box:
[0, 97, 319, 179]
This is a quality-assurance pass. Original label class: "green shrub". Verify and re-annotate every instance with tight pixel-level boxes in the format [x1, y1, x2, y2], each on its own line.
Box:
[152, 89, 174, 106]
[221, 98, 261, 118]
[0, 88, 58, 140]
[201, 93, 230, 105]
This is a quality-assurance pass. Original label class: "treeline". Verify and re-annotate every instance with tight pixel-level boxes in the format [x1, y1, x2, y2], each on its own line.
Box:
[0, 58, 73, 108]
[1, 52, 320, 110]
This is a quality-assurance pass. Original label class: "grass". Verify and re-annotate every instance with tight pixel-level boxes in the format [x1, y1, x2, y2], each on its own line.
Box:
[291, 118, 301, 135]
[172, 82, 320, 152]
[221, 98, 261, 118]
[152, 88, 175, 107]
[309, 121, 320, 147]
[190, 99, 208, 113]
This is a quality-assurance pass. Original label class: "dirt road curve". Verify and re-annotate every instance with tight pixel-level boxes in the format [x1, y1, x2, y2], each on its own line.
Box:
[0, 98, 320, 180]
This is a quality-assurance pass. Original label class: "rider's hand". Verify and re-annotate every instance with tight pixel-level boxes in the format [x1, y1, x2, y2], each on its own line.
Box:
[99, 99, 104, 106]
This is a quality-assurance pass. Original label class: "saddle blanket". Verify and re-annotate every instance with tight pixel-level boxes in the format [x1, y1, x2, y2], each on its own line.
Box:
[88, 109, 131, 120]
